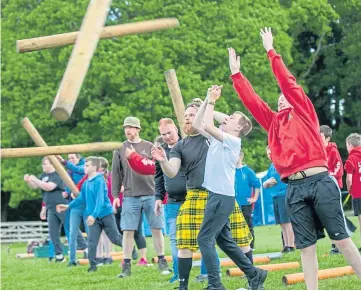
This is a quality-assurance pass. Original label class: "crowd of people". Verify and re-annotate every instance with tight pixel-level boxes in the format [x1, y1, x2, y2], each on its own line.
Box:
[23, 27, 361, 290]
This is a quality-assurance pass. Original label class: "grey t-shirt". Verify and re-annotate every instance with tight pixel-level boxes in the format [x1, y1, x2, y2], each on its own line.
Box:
[39, 172, 67, 212]
[170, 134, 209, 189]
[112, 140, 155, 197]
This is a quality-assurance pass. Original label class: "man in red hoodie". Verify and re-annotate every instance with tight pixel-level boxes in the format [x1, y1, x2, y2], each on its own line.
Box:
[345, 133, 361, 251]
[320, 125, 344, 255]
[228, 27, 361, 289]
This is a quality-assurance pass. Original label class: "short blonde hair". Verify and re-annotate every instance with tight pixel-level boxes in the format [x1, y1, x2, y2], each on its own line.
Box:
[158, 118, 176, 127]
[346, 133, 361, 147]
[233, 111, 252, 138]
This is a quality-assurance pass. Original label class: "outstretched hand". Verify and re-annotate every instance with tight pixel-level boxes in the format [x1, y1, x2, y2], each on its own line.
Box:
[260, 27, 274, 52]
[228, 47, 240, 75]
[208, 85, 223, 102]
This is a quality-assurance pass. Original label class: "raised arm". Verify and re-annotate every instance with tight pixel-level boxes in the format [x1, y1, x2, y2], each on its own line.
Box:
[229, 47, 275, 132]
[203, 85, 224, 142]
[127, 151, 156, 175]
[260, 27, 318, 123]
[24, 174, 39, 189]
[29, 175, 57, 191]
[192, 96, 211, 139]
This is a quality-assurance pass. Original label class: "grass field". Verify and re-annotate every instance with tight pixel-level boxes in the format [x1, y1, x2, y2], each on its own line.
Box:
[2, 217, 361, 290]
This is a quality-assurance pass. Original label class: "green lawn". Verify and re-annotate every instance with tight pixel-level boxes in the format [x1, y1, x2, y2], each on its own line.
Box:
[2, 217, 361, 290]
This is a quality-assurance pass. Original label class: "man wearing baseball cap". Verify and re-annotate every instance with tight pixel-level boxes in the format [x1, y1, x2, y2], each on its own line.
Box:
[112, 116, 171, 278]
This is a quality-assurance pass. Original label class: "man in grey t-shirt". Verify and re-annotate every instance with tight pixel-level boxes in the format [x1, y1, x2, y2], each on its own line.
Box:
[112, 116, 170, 278]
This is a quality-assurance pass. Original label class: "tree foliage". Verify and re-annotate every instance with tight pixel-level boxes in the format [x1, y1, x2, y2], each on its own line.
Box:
[1, 0, 357, 207]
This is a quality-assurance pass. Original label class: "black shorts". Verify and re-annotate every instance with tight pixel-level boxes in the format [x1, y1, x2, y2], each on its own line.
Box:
[353, 198, 361, 216]
[286, 172, 350, 249]
[273, 195, 290, 224]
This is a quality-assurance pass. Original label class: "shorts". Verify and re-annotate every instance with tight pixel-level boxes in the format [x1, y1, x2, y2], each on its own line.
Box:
[273, 195, 290, 224]
[286, 172, 350, 249]
[121, 195, 164, 231]
[353, 197, 361, 216]
[176, 189, 252, 251]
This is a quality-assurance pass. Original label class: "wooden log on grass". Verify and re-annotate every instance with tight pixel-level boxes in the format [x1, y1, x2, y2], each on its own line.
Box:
[226, 262, 300, 277]
[16, 18, 180, 53]
[50, 0, 113, 121]
[152, 252, 202, 263]
[16, 253, 34, 259]
[220, 256, 270, 267]
[282, 266, 355, 285]
[1, 142, 123, 158]
[21, 117, 79, 195]
[164, 69, 186, 138]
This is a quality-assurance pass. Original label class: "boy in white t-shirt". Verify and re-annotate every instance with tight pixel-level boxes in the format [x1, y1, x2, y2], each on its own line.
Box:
[196, 85, 268, 290]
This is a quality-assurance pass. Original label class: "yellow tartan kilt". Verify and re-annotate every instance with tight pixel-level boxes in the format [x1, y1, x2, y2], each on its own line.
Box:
[176, 189, 253, 251]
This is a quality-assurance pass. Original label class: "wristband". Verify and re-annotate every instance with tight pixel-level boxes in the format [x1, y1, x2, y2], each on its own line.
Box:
[208, 100, 216, 106]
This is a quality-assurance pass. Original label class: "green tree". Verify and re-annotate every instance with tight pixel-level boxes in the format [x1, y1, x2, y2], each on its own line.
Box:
[1, 0, 340, 209]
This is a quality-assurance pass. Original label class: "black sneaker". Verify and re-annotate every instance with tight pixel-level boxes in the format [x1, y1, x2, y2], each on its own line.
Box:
[249, 269, 267, 290]
[103, 257, 113, 265]
[132, 247, 139, 260]
[96, 257, 104, 266]
[281, 247, 292, 253]
[117, 262, 131, 278]
[88, 266, 97, 272]
[204, 283, 226, 290]
[158, 258, 172, 275]
[48, 257, 54, 263]
[68, 261, 78, 267]
[55, 256, 66, 263]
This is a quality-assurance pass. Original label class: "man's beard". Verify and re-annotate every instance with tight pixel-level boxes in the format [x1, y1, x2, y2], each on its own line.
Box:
[183, 123, 198, 136]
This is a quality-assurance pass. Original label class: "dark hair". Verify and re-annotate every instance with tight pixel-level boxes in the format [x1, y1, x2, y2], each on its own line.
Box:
[85, 156, 100, 170]
[320, 125, 332, 139]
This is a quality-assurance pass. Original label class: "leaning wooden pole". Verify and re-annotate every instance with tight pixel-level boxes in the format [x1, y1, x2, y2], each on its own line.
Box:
[16, 18, 180, 53]
[164, 69, 186, 138]
[50, 0, 113, 121]
[21, 117, 79, 195]
[282, 266, 355, 285]
[1, 142, 123, 158]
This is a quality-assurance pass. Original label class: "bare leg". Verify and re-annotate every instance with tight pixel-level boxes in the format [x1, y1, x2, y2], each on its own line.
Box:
[334, 237, 361, 279]
[300, 244, 318, 290]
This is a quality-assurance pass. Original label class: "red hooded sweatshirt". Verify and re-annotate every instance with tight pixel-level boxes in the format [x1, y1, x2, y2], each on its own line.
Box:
[231, 49, 327, 180]
[326, 142, 344, 188]
[345, 146, 361, 198]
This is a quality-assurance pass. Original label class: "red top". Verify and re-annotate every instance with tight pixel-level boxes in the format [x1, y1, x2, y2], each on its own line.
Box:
[231, 49, 327, 180]
[345, 146, 361, 198]
[326, 142, 344, 188]
[127, 152, 156, 175]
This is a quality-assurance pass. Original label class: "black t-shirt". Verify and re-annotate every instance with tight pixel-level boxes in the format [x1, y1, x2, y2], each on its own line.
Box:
[39, 172, 67, 212]
[170, 134, 209, 189]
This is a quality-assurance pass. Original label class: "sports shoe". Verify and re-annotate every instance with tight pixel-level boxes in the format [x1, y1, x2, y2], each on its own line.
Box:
[204, 283, 226, 290]
[88, 266, 97, 272]
[103, 257, 113, 265]
[249, 269, 267, 290]
[158, 258, 172, 275]
[195, 274, 208, 283]
[55, 256, 66, 263]
[117, 262, 131, 278]
[136, 258, 148, 266]
[132, 247, 139, 260]
[96, 257, 104, 266]
[68, 261, 78, 267]
[330, 247, 341, 255]
[282, 246, 295, 253]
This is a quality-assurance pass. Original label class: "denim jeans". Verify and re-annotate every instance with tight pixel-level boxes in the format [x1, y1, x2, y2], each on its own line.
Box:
[69, 209, 88, 263]
[165, 202, 182, 276]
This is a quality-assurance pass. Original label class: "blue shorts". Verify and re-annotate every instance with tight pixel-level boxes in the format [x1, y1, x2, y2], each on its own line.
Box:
[121, 195, 164, 231]
[273, 195, 290, 224]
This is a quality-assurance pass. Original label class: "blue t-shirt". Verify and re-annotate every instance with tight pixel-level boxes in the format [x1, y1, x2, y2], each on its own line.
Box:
[263, 163, 287, 197]
[234, 165, 261, 206]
